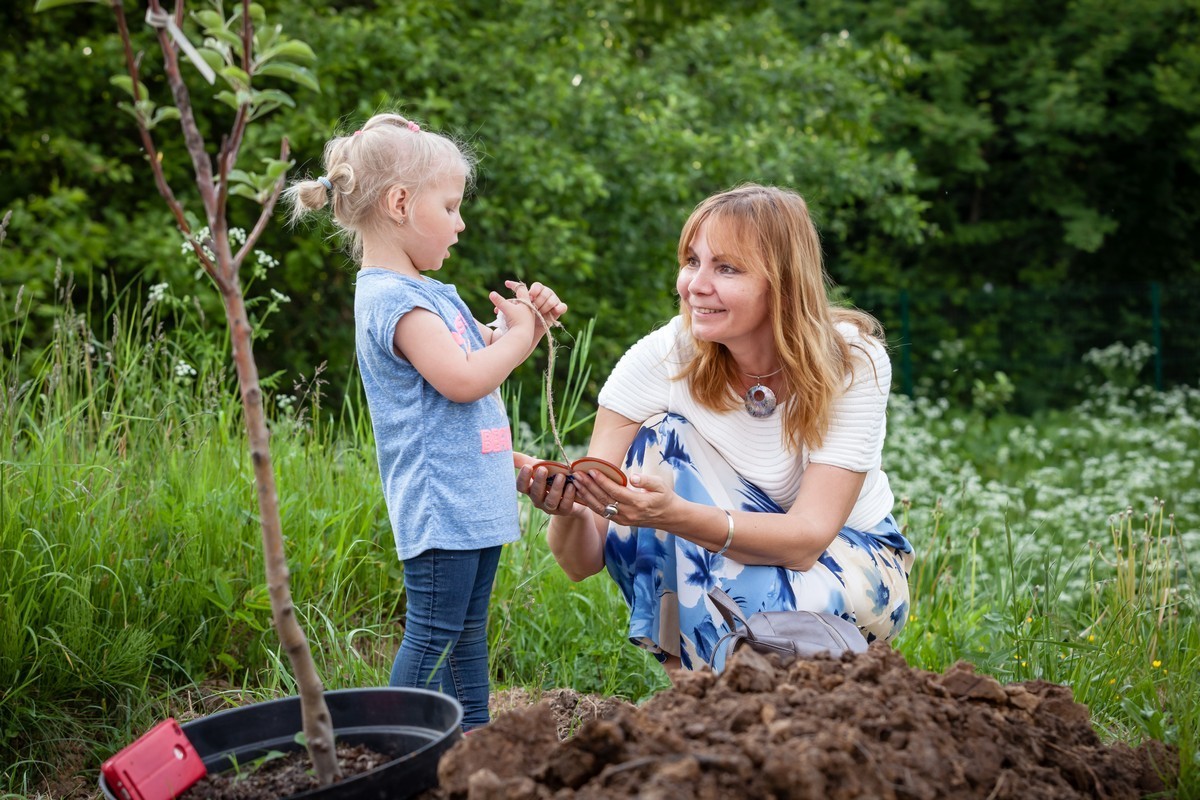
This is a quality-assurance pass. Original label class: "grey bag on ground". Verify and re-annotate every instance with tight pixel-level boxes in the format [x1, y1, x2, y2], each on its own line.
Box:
[707, 586, 869, 668]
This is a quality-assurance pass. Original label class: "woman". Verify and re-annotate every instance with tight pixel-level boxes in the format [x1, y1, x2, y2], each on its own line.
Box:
[517, 184, 913, 672]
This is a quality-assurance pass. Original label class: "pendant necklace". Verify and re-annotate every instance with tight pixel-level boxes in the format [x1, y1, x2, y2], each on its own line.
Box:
[742, 366, 784, 418]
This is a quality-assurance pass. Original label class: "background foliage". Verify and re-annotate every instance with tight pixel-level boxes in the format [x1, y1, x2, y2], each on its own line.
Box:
[2, 281, 1196, 796]
[3, 0, 1197, 417]
[3, 1, 1200, 794]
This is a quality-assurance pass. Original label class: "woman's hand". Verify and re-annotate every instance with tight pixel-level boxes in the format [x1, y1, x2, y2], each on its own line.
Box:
[514, 409, 643, 582]
[569, 470, 679, 531]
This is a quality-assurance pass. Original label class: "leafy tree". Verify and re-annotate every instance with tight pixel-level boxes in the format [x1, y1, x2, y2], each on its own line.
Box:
[8, 0, 1195, 415]
[33, 0, 340, 783]
[3, 0, 932, 421]
[778, 0, 1200, 405]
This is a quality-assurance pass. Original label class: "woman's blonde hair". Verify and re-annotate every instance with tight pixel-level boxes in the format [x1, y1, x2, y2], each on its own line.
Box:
[283, 113, 475, 261]
[676, 183, 885, 452]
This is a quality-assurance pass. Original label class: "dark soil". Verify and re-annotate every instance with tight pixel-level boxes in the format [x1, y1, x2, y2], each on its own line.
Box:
[178, 743, 389, 799]
[76, 646, 1177, 799]
[426, 645, 1178, 800]
[153, 688, 629, 800]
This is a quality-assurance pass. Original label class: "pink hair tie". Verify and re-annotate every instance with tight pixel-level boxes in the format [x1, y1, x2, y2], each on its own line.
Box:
[406, 121, 420, 133]
[352, 129, 363, 136]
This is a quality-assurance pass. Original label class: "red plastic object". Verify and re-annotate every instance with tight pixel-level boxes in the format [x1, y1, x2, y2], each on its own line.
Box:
[100, 718, 207, 800]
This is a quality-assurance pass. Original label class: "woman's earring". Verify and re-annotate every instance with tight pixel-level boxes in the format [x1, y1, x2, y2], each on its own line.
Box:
[396, 216, 406, 226]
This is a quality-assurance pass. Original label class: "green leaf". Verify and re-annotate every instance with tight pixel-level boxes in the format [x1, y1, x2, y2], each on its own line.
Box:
[192, 9, 224, 32]
[215, 652, 241, 671]
[33, 0, 104, 10]
[230, 2, 266, 25]
[255, 62, 319, 92]
[229, 184, 264, 201]
[150, 106, 181, 127]
[263, 158, 293, 181]
[205, 27, 244, 51]
[259, 40, 316, 64]
[219, 65, 252, 91]
[252, 89, 296, 109]
[115, 101, 142, 124]
[228, 169, 254, 185]
[109, 75, 150, 100]
[214, 90, 240, 111]
[198, 47, 226, 73]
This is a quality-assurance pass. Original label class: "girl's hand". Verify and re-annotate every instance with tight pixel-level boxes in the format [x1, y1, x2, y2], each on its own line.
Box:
[570, 469, 677, 530]
[488, 282, 535, 333]
[519, 281, 567, 333]
[516, 462, 582, 518]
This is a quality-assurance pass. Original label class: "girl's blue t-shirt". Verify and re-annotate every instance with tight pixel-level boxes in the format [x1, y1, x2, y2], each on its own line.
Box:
[354, 269, 520, 560]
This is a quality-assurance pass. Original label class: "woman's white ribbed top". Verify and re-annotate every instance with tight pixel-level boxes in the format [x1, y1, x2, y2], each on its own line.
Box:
[597, 316, 895, 530]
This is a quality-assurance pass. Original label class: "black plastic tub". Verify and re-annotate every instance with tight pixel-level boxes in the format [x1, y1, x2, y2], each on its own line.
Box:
[99, 687, 463, 800]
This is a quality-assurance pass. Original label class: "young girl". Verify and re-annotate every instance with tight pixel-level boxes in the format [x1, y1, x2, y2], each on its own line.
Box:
[285, 113, 566, 729]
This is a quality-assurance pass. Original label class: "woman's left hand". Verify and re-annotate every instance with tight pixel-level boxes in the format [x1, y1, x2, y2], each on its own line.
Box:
[571, 469, 678, 530]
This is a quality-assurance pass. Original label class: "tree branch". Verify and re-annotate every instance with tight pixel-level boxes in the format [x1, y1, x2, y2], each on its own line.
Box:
[215, 0, 255, 242]
[113, 0, 218, 278]
[147, 0, 217, 224]
[235, 139, 291, 271]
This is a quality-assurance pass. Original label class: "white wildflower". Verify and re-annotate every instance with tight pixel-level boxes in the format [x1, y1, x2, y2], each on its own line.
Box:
[174, 361, 197, 383]
[147, 282, 170, 305]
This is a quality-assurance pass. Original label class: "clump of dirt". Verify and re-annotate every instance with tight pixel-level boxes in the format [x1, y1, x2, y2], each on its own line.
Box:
[491, 687, 636, 741]
[429, 645, 1177, 799]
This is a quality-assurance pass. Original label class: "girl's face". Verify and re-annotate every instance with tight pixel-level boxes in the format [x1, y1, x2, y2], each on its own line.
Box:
[402, 167, 467, 272]
[676, 221, 773, 351]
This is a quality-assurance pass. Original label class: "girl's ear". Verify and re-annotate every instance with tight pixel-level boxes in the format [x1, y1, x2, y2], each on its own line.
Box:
[385, 185, 410, 224]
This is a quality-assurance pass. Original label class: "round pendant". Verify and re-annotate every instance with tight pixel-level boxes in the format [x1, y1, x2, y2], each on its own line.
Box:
[743, 384, 777, 418]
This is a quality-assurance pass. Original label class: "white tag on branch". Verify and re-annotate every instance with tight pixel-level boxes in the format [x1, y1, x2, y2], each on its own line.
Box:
[146, 9, 217, 85]
[488, 308, 509, 338]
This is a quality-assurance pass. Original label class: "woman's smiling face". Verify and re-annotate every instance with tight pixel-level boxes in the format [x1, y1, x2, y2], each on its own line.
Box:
[676, 220, 773, 351]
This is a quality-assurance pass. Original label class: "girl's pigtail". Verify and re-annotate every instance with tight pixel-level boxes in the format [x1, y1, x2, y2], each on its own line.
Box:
[282, 178, 330, 226]
[283, 162, 355, 227]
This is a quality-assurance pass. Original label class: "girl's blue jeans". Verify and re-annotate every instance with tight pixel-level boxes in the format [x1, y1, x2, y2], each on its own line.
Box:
[390, 545, 502, 731]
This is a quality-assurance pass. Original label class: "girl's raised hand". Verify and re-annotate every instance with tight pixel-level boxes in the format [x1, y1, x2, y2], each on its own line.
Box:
[488, 282, 535, 333]
[518, 280, 567, 333]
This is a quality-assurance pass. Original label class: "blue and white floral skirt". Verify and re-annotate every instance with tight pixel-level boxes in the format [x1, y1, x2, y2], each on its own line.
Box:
[603, 413, 915, 671]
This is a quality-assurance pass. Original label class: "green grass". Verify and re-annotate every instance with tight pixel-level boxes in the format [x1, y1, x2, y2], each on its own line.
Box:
[1, 283, 1197, 797]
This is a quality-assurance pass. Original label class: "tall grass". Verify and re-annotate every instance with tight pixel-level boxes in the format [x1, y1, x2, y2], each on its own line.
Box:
[1, 279, 1196, 796]
[0, 279, 400, 796]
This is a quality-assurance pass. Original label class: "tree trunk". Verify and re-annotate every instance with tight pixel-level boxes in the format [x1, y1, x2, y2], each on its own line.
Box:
[218, 275, 342, 783]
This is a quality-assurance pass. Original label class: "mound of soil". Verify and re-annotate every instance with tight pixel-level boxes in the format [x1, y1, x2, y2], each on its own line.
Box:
[428, 645, 1177, 799]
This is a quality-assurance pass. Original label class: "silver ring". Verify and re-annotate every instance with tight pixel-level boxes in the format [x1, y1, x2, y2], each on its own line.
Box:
[602, 502, 619, 519]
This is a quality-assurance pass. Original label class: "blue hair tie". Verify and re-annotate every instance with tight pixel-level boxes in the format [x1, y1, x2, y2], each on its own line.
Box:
[317, 176, 333, 191]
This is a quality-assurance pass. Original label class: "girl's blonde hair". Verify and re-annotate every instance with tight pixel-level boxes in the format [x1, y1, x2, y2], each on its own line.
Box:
[283, 113, 475, 261]
[676, 183, 885, 452]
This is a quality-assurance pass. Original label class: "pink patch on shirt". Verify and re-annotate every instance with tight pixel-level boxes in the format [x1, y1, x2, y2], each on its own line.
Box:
[480, 426, 513, 454]
[451, 313, 471, 351]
